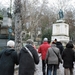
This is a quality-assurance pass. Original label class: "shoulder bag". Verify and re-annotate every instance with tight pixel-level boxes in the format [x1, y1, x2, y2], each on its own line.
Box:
[24, 46, 33, 58]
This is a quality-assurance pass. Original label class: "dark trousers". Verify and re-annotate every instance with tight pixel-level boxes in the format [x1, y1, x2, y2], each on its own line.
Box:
[42, 60, 46, 75]
[47, 64, 58, 75]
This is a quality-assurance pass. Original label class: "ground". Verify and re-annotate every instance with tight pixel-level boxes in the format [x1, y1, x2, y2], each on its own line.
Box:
[14, 55, 75, 75]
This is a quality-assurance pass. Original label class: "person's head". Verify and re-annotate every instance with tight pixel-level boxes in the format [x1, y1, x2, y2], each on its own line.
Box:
[66, 42, 74, 48]
[54, 38, 57, 43]
[52, 41, 56, 44]
[51, 41, 56, 46]
[7, 40, 15, 48]
[43, 38, 48, 42]
[55, 39, 57, 41]
[68, 40, 73, 44]
[26, 39, 34, 45]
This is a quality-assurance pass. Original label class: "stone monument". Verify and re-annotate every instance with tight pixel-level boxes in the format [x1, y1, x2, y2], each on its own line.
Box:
[51, 9, 69, 46]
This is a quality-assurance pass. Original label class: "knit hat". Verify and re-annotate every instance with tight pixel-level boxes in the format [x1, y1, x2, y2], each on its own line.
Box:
[43, 38, 48, 42]
[26, 39, 34, 45]
[7, 40, 15, 47]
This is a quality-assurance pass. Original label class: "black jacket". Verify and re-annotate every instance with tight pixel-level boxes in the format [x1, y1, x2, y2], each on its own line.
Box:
[56, 42, 64, 56]
[0, 48, 19, 75]
[19, 44, 39, 75]
[62, 48, 75, 68]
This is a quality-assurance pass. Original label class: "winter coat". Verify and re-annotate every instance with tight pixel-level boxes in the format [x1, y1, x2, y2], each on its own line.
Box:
[46, 44, 62, 65]
[19, 44, 39, 75]
[62, 48, 75, 68]
[56, 42, 64, 56]
[0, 48, 19, 75]
[38, 42, 50, 60]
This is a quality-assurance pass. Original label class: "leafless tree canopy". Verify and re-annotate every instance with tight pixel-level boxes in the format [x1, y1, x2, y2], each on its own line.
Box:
[14, 0, 75, 41]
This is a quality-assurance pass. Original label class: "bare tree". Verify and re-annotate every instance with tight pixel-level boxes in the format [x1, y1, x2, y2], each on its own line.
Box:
[14, 0, 75, 44]
[14, 0, 22, 53]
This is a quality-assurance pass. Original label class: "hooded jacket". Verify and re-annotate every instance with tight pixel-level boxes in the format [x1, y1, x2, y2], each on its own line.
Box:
[0, 48, 19, 75]
[62, 43, 75, 68]
[19, 44, 39, 75]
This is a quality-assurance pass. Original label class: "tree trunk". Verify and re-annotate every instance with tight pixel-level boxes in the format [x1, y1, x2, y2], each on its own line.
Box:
[14, 0, 22, 53]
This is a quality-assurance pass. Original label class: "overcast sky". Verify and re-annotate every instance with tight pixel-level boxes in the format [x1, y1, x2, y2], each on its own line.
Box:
[0, 0, 75, 10]
[0, 0, 14, 9]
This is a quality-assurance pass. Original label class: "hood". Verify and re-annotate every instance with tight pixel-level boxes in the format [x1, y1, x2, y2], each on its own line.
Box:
[56, 42, 62, 45]
[22, 45, 31, 53]
[22, 44, 30, 53]
[23, 48, 27, 53]
[5, 48, 15, 56]
[66, 43, 74, 48]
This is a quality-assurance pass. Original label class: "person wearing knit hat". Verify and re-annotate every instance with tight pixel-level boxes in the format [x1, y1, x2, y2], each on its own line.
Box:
[43, 38, 48, 42]
[7, 40, 15, 48]
[0, 40, 19, 75]
[26, 39, 36, 49]
[38, 37, 50, 75]
[19, 39, 39, 75]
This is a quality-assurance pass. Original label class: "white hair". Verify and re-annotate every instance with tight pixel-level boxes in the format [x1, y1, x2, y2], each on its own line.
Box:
[7, 40, 15, 47]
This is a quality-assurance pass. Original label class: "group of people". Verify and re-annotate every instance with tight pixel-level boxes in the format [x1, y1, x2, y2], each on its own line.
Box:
[0, 39, 39, 75]
[0, 38, 75, 75]
[38, 38, 75, 75]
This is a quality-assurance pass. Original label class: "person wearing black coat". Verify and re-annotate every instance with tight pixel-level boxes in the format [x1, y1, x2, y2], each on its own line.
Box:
[19, 39, 39, 75]
[56, 41, 64, 56]
[0, 40, 19, 75]
[62, 42, 75, 75]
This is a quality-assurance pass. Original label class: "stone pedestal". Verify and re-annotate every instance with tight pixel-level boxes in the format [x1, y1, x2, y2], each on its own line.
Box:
[51, 19, 69, 46]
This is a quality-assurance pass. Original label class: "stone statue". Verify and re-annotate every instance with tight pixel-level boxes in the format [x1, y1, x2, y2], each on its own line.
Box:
[59, 9, 64, 19]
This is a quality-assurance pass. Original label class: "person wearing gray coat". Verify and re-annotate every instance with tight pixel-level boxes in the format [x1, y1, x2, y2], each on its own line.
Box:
[46, 42, 62, 75]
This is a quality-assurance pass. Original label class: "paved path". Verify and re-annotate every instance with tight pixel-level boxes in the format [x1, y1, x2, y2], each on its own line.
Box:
[35, 57, 75, 75]
[14, 55, 75, 75]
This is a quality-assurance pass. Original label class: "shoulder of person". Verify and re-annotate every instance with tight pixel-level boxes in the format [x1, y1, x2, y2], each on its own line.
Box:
[11, 49, 17, 55]
[54, 47, 60, 51]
